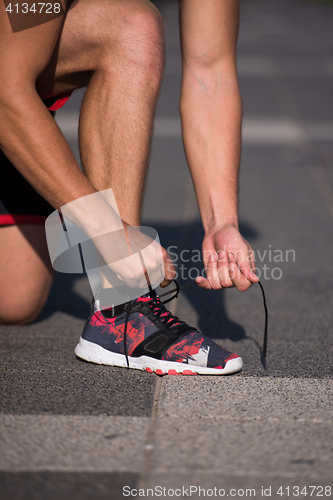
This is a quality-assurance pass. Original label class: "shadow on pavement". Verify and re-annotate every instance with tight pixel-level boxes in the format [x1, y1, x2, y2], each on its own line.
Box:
[147, 220, 260, 344]
[37, 273, 91, 322]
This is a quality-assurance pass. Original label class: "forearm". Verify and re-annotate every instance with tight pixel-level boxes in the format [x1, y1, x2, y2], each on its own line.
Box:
[0, 89, 120, 233]
[180, 63, 242, 234]
[0, 10, 121, 236]
[178, 0, 257, 291]
[0, 89, 94, 206]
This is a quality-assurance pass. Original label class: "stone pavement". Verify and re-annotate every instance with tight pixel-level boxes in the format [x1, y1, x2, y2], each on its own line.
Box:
[1, 0, 333, 498]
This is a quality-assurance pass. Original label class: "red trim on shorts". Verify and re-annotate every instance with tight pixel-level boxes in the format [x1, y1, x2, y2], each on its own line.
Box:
[47, 92, 73, 111]
[0, 214, 47, 226]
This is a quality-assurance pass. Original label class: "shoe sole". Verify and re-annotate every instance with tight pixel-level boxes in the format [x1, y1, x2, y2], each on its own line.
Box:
[75, 338, 243, 375]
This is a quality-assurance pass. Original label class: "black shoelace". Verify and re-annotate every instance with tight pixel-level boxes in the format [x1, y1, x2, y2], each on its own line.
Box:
[122, 282, 182, 368]
[122, 279, 268, 371]
[258, 281, 268, 369]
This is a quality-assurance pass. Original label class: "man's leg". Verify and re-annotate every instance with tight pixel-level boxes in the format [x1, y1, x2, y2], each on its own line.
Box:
[3, 0, 243, 375]
[0, 225, 53, 325]
[0, 0, 164, 325]
[38, 0, 165, 225]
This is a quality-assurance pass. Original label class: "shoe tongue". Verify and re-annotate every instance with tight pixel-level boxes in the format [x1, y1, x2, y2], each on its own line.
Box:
[100, 290, 160, 318]
[134, 288, 159, 304]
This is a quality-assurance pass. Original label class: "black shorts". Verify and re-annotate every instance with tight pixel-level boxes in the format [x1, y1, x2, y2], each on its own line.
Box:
[0, 92, 72, 226]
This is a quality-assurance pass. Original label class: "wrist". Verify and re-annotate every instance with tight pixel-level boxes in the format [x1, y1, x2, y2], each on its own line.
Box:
[203, 215, 239, 236]
[60, 190, 124, 240]
[194, 185, 239, 236]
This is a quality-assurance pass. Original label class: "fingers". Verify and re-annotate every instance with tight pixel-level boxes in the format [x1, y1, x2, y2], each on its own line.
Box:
[160, 278, 173, 287]
[195, 255, 217, 289]
[196, 252, 235, 290]
[196, 251, 257, 292]
[161, 247, 176, 288]
[233, 249, 259, 284]
[195, 276, 213, 289]
[197, 225, 260, 292]
[217, 250, 234, 287]
[205, 253, 221, 289]
[228, 253, 252, 292]
[133, 243, 258, 292]
[136, 244, 175, 289]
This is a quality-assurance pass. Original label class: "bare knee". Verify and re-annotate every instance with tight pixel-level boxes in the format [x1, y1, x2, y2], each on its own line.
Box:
[0, 224, 54, 326]
[0, 311, 36, 326]
[91, 1, 165, 85]
[0, 276, 52, 326]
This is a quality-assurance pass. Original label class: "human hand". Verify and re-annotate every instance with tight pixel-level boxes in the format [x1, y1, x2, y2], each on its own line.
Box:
[48, 190, 175, 293]
[196, 223, 259, 292]
[94, 224, 175, 290]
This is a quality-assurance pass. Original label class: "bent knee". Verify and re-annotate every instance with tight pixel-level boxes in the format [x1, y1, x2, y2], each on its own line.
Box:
[0, 310, 38, 326]
[90, 1, 165, 74]
[121, 2, 164, 50]
[0, 301, 48, 326]
[0, 281, 52, 326]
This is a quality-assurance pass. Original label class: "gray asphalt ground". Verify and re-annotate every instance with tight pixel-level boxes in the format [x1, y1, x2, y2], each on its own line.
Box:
[1, 0, 333, 498]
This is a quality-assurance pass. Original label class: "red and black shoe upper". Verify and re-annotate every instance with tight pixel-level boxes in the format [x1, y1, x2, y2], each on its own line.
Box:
[82, 294, 240, 370]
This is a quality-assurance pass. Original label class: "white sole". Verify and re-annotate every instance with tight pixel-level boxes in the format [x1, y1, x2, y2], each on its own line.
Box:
[75, 338, 243, 375]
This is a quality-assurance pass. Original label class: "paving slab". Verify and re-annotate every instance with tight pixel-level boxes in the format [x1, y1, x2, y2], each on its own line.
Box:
[0, 472, 137, 500]
[0, 415, 148, 472]
[151, 417, 332, 476]
[158, 377, 333, 421]
[0, 270, 157, 417]
[147, 377, 333, 494]
[0, 316, 156, 417]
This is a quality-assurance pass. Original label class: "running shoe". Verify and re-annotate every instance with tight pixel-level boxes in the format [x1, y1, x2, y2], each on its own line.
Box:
[75, 285, 243, 375]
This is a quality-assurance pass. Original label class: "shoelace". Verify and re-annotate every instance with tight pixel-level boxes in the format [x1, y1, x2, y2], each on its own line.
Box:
[258, 281, 268, 369]
[122, 279, 268, 370]
[146, 301, 183, 329]
[122, 282, 183, 368]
